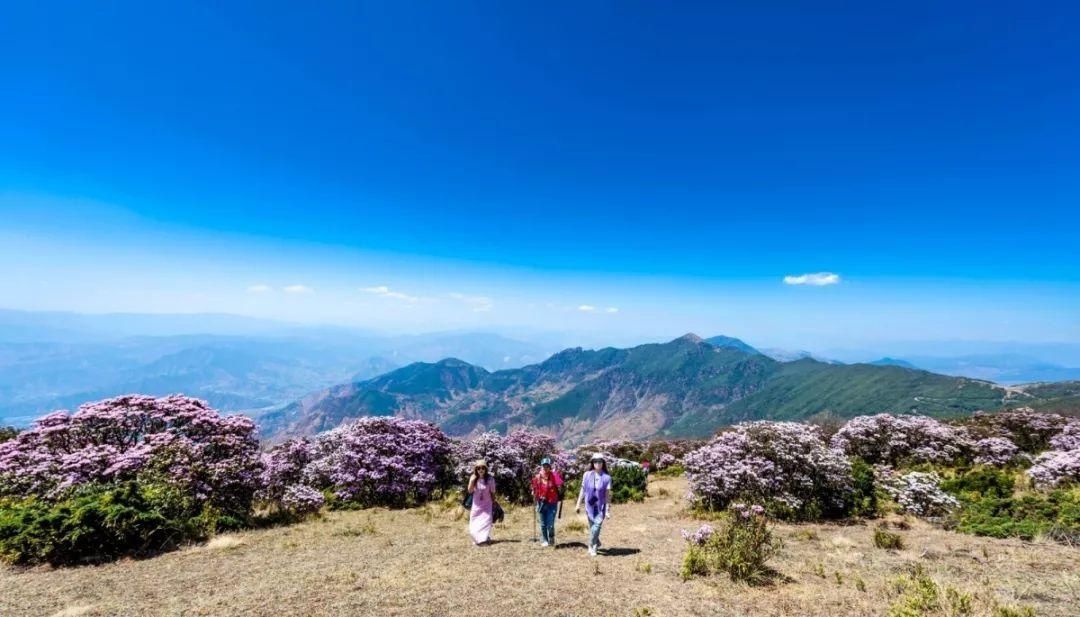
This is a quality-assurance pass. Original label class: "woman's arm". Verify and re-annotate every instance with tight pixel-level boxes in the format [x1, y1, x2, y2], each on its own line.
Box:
[467, 473, 477, 494]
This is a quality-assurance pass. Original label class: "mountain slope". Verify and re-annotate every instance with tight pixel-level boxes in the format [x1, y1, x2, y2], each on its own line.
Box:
[263, 335, 1019, 444]
[704, 335, 760, 355]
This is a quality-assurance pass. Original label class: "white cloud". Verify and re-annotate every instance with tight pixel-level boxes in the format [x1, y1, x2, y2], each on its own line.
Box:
[449, 292, 493, 312]
[605, 307, 619, 313]
[246, 284, 272, 293]
[783, 272, 841, 286]
[361, 285, 420, 303]
[282, 284, 314, 294]
[578, 305, 596, 312]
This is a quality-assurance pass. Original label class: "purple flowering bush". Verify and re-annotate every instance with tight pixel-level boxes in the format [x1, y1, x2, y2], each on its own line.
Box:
[0, 395, 263, 565]
[1027, 450, 1080, 488]
[281, 484, 325, 515]
[680, 503, 779, 583]
[830, 414, 974, 466]
[973, 437, 1020, 467]
[0, 395, 261, 515]
[877, 468, 959, 517]
[452, 429, 557, 503]
[684, 422, 853, 520]
[656, 452, 678, 470]
[964, 408, 1076, 453]
[304, 417, 454, 508]
[1023, 420, 1080, 488]
[1050, 423, 1080, 452]
[256, 437, 322, 517]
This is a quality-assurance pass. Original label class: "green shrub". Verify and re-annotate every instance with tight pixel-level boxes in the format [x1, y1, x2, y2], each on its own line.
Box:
[610, 465, 648, 503]
[873, 526, 905, 550]
[680, 511, 781, 584]
[0, 426, 17, 443]
[887, 565, 973, 617]
[653, 463, 685, 478]
[941, 467, 1016, 500]
[849, 458, 881, 518]
[0, 481, 217, 566]
[951, 487, 1079, 542]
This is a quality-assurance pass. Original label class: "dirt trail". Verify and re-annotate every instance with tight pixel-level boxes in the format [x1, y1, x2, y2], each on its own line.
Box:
[3, 476, 1078, 616]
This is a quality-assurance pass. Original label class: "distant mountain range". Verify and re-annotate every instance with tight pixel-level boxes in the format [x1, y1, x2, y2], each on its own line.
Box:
[4, 310, 1078, 437]
[260, 334, 1072, 444]
[0, 310, 553, 426]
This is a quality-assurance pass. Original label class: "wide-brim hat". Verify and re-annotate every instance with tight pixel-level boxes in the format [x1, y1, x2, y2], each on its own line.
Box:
[540, 457, 552, 466]
[590, 452, 606, 462]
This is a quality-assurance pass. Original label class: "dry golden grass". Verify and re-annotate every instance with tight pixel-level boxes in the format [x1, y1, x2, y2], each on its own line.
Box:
[2, 476, 1078, 617]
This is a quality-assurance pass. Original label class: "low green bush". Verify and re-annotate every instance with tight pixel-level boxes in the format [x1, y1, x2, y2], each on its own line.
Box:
[873, 526, 905, 550]
[941, 467, 1016, 500]
[951, 488, 1079, 542]
[610, 465, 648, 503]
[652, 463, 685, 478]
[0, 481, 222, 566]
[0, 426, 17, 443]
[849, 458, 881, 518]
[680, 509, 780, 584]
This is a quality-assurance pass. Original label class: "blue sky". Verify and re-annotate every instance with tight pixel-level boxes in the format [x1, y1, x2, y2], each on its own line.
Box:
[1, 2, 1078, 347]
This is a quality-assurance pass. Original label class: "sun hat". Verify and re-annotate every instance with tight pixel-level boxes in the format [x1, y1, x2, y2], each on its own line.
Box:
[540, 457, 552, 466]
[590, 452, 605, 462]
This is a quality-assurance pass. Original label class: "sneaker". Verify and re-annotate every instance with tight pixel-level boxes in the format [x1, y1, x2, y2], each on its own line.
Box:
[588, 545, 597, 557]
[541, 541, 549, 547]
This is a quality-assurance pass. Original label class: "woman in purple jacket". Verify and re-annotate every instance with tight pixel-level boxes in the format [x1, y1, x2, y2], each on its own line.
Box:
[574, 452, 612, 557]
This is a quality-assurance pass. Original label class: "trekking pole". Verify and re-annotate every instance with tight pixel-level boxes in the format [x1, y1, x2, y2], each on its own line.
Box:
[531, 501, 539, 542]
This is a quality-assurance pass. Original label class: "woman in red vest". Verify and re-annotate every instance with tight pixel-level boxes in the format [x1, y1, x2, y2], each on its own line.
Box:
[530, 457, 564, 547]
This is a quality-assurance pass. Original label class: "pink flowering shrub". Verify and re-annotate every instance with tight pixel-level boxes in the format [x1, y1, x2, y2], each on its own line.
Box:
[656, 452, 678, 470]
[304, 417, 453, 508]
[0, 395, 261, 515]
[877, 468, 959, 517]
[974, 437, 1020, 467]
[1027, 449, 1080, 488]
[1023, 421, 1080, 488]
[281, 484, 325, 515]
[1050, 423, 1080, 452]
[256, 437, 321, 516]
[684, 422, 853, 520]
[830, 414, 974, 466]
[964, 408, 1076, 453]
[452, 429, 557, 503]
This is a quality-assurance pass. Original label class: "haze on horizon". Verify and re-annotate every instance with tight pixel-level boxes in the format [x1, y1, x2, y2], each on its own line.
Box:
[2, 3, 1078, 352]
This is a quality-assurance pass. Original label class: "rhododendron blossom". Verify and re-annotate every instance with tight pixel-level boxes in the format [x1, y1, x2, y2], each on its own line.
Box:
[1050, 423, 1080, 452]
[452, 429, 557, 503]
[1027, 449, 1080, 488]
[684, 421, 852, 519]
[0, 395, 261, 514]
[830, 413, 973, 465]
[967, 408, 1076, 452]
[303, 417, 453, 507]
[974, 437, 1019, 467]
[877, 468, 958, 517]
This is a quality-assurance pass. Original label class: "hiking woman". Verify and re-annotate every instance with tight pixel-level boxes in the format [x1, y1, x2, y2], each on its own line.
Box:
[575, 453, 612, 557]
[530, 457, 564, 547]
[468, 460, 496, 545]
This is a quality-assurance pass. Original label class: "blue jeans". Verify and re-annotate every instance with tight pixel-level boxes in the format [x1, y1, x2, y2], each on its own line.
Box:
[538, 502, 557, 544]
[588, 515, 604, 548]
